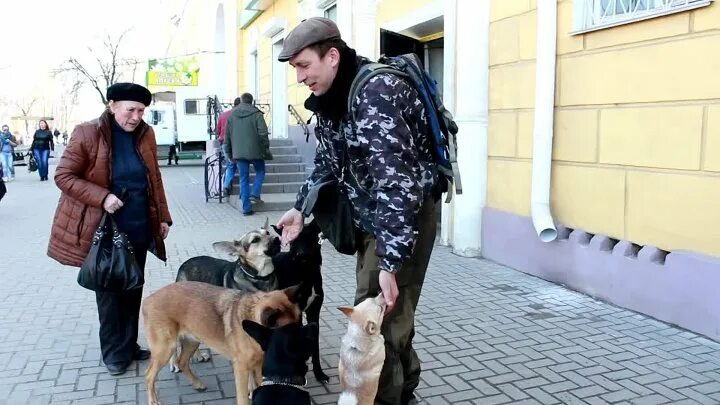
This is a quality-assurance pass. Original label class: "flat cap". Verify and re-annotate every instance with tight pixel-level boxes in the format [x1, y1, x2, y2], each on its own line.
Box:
[278, 17, 341, 62]
[106, 82, 152, 106]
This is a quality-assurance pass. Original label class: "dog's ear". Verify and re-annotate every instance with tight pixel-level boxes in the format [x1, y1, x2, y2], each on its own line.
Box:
[242, 320, 272, 351]
[270, 225, 282, 236]
[282, 284, 303, 304]
[261, 307, 281, 328]
[338, 306, 354, 318]
[262, 217, 270, 231]
[212, 241, 238, 256]
[364, 320, 379, 335]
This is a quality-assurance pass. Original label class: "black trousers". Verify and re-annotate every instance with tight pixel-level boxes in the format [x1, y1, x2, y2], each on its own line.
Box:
[94, 246, 148, 366]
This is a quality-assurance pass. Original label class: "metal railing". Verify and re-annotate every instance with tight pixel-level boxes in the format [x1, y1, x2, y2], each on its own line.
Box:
[204, 150, 225, 203]
[288, 104, 311, 142]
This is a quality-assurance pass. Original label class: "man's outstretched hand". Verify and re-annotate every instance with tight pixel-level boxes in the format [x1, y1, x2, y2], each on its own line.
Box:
[379, 271, 398, 313]
[276, 208, 303, 246]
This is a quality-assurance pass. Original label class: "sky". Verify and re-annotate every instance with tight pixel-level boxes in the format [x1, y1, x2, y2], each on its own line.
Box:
[0, 0, 176, 125]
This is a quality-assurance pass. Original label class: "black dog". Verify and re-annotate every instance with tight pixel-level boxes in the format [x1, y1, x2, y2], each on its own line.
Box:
[242, 320, 317, 404]
[271, 219, 329, 383]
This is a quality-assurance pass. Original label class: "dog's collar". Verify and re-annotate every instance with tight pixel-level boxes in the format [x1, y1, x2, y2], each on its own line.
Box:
[239, 261, 274, 281]
[260, 376, 307, 391]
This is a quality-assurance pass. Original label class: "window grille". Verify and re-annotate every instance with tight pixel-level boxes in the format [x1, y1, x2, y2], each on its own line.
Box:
[572, 0, 712, 34]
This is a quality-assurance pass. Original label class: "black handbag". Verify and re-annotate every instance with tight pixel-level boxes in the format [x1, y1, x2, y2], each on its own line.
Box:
[28, 153, 38, 172]
[309, 178, 357, 255]
[77, 212, 144, 292]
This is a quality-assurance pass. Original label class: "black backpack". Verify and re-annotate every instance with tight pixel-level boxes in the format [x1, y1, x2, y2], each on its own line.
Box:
[348, 53, 462, 201]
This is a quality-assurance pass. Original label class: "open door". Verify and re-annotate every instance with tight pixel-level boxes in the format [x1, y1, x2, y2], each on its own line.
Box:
[380, 29, 422, 57]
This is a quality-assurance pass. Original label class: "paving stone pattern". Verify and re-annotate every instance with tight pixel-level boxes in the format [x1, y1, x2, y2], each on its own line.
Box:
[1, 160, 718, 404]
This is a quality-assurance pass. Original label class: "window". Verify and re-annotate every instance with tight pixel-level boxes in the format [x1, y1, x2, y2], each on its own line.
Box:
[572, 0, 712, 34]
[184, 99, 204, 115]
[324, 4, 337, 22]
[149, 110, 164, 125]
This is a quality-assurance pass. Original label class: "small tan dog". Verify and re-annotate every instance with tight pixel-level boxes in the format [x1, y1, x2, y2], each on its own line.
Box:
[337, 294, 387, 405]
[142, 281, 303, 405]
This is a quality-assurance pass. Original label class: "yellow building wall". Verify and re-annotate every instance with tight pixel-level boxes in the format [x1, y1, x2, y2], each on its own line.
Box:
[376, 0, 439, 26]
[238, 0, 309, 127]
[487, 0, 720, 258]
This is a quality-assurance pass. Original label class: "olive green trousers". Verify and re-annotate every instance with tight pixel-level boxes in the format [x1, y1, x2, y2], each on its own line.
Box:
[354, 197, 437, 405]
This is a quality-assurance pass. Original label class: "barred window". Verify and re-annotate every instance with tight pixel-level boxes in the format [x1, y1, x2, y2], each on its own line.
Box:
[572, 0, 712, 34]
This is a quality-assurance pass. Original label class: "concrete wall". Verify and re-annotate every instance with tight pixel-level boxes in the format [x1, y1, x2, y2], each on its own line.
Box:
[487, 0, 720, 260]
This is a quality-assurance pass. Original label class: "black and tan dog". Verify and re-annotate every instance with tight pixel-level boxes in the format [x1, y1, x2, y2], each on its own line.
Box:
[176, 218, 281, 292]
[271, 219, 329, 383]
[142, 281, 303, 405]
[172, 219, 281, 368]
[242, 320, 317, 405]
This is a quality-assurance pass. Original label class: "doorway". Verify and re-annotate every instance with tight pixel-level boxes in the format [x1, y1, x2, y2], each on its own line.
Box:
[271, 38, 288, 138]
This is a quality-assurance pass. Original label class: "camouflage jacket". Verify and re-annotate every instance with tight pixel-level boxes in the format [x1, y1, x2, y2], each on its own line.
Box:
[295, 64, 437, 273]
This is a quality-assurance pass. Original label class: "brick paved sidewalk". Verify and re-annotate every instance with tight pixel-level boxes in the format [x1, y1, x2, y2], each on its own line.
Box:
[0, 164, 718, 405]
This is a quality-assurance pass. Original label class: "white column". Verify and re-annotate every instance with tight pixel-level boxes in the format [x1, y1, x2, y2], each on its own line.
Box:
[224, 0, 238, 97]
[337, 0, 354, 45]
[353, 0, 379, 59]
[439, 0, 457, 246]
[450, 0, 490, 257]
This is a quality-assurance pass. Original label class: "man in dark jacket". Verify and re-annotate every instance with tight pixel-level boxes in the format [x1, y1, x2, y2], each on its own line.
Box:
[275, 18, 439, 405]
[224, 93, 272, 215]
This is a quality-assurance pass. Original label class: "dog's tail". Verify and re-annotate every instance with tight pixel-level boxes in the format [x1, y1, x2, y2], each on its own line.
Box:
[337, 392, 358, 405]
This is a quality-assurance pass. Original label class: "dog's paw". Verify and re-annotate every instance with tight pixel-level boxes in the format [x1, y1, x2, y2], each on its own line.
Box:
[194, 349, 212, 363]
[192, 381, 207, 392]
[170, 363, 182, 373]
[314, 370, 330, 384]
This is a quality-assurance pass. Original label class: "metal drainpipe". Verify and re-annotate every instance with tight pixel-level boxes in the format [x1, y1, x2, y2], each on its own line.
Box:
[531, 0, 558, 242]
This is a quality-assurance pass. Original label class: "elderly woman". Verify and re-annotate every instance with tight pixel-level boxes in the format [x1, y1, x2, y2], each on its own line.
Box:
[47, 83, 172, 376]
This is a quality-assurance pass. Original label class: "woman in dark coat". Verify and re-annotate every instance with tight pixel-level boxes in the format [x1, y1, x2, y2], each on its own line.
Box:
[30, 120, 55, 181]
[48, 83, 172, 376]
[31, 119, 54, 181]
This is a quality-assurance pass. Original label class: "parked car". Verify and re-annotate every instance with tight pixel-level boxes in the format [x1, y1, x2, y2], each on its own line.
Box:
[13, 145, 30, 166]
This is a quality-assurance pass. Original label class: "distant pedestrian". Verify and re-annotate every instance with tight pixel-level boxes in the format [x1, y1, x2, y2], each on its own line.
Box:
[167, 144, 179, 166]
[0, 169, 5, 202]
[53, 128, 60, 144]
[224, 92, 272, 215]
[62, 131, 68, 145]
[1, 124, 18, 181]
[217, 96, 241, 196]
[31, 120, 54, 181]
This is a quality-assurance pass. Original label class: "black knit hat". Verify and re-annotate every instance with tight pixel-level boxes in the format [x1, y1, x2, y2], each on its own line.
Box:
[106, 83, 152, 106]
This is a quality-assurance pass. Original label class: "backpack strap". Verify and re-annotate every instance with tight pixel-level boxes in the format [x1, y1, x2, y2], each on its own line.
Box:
[438, 105, 462, 202]
[347, 63, 408, 120]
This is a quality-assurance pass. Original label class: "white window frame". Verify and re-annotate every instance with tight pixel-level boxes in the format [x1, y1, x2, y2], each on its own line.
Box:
[323, 2, 338, 22]
[183, 99, 205, 116]
[571, 0, 713, 35]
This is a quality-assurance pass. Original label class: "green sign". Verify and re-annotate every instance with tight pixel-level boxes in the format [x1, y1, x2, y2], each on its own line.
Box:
[147, 57, 200, 87]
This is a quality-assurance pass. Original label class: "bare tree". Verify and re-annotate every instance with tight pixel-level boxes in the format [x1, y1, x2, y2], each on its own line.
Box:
[57, 74, 83, 131]
[55, 30, 140, 106]
[15, 97, 38, 139]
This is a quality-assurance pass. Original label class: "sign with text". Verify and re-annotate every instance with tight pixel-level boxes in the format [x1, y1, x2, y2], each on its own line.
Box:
[146, 57, 200, 87]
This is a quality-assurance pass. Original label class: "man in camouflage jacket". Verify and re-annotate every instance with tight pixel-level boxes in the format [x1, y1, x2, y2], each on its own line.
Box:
[276, 18, 439, 405]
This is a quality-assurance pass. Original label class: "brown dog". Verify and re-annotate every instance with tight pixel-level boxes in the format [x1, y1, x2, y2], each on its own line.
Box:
[337, 294, 387, 405]
[142, 281, 303, 405]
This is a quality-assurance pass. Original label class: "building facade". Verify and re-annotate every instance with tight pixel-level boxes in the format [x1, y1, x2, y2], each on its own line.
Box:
[232, 0, 720, 340]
